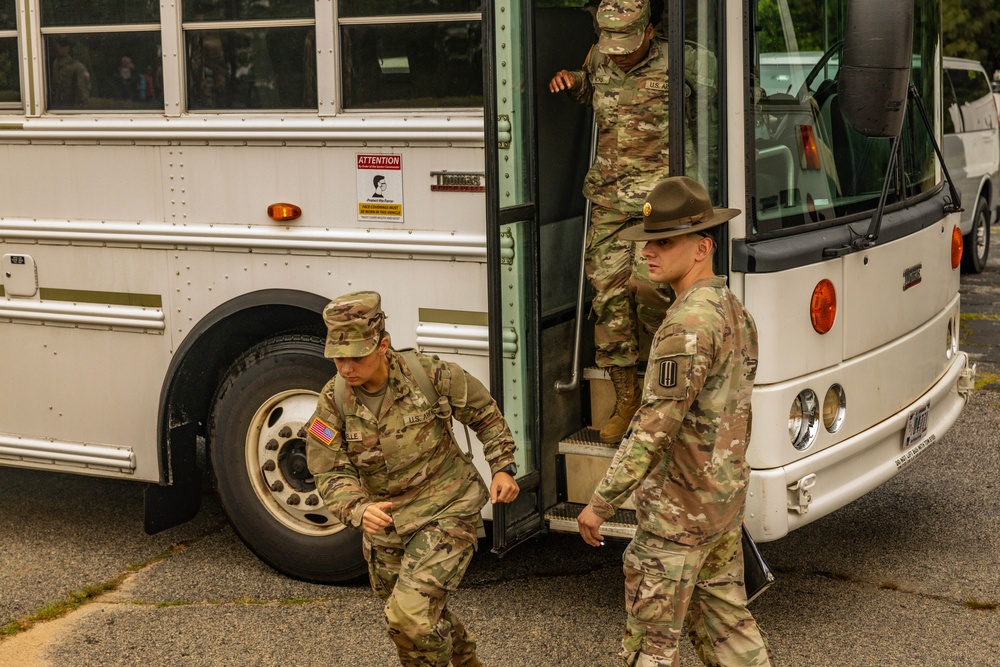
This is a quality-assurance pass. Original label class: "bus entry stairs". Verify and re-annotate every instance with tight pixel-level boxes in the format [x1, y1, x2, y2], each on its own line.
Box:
[544, 367, 640, 540]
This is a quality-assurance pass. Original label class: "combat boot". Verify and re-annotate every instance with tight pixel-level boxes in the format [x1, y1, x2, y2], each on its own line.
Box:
[599, 365, 641, 444]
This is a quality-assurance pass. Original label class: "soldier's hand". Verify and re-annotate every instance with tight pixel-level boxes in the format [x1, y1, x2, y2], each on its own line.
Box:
[362, 501, 393, 534]
[490, 472, 519, 504]
[549, 70, 577, 93]
[577, 504, 606, 547]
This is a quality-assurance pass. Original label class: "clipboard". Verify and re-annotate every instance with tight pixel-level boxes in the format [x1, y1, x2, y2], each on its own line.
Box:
[742, 524, 775, 603]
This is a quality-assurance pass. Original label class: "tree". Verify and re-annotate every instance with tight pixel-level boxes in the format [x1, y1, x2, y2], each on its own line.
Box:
[942, 0, 1000, 80]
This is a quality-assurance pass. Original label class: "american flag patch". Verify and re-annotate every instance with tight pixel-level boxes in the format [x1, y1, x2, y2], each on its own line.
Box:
[308, 417, 337, 446]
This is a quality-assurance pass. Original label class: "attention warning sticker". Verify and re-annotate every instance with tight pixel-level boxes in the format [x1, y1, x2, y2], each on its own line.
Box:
[356, 154, 403, 223]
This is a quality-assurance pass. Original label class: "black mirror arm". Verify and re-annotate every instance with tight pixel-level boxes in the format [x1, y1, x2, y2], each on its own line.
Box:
[907, 82, 962, 215]
[824, 83, 962, 260]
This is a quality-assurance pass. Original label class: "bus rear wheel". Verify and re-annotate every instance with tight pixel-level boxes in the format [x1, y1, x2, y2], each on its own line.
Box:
[209, 334, 365, 583]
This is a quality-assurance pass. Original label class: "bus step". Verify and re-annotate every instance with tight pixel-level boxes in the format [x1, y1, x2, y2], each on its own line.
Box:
[558, 427, 634, 508]
[558, 426, 618, 457]
[544, 502, 637, 541]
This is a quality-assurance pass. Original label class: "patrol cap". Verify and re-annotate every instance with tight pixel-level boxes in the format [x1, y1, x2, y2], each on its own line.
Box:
[619, 176, 741, 242]
[596, 0, 651, 55]
[322, 291, 385, 358]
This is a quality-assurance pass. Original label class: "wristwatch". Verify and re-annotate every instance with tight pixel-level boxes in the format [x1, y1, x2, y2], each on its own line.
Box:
[497, 463, 518, 476]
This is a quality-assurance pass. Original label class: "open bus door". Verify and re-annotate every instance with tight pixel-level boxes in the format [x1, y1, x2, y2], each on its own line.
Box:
[483, 0, 545, 556]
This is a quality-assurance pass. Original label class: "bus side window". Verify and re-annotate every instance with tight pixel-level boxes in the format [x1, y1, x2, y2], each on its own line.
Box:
[183, 0, 315, 111]
[41, 3, 162, 112]
[0, 0, 19, 110]
[337, 0, 483, 110]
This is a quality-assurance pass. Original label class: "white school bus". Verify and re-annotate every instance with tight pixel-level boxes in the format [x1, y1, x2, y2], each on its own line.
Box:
[0, 0, 975, 582]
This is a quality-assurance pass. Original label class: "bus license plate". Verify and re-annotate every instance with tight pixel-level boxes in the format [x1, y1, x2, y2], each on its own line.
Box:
[903, 402, 930, 448]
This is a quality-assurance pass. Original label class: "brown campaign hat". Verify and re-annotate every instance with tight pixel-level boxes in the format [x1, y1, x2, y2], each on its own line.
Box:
[618, 176, 741, 242]
[596, 0, 650, 55]
[322, 291, 385, 358]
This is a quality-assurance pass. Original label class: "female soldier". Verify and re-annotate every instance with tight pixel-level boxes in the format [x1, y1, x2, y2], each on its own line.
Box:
[306, 291, 519, 667]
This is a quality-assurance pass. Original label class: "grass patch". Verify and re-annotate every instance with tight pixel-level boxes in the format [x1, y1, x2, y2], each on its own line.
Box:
[155, 600, 191, 608]
[0, 578, 124, 639]
[960, 313, 1000, 321]
[281, 598, 315, 605]
[964, 598, 999, 611]
[974, 372, 1000, 391]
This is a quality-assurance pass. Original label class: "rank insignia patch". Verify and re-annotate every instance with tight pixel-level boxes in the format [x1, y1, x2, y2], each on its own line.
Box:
[308, 417, 338, 446]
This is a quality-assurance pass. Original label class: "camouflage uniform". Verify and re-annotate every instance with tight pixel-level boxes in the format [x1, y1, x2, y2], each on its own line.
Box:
[306, 292, 516, 667]
[566, 8, 674, 369]
[587, 274, 772, 667]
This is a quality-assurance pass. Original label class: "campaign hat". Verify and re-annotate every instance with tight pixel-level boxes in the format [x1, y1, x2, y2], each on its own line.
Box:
[619, 176, 741, 242]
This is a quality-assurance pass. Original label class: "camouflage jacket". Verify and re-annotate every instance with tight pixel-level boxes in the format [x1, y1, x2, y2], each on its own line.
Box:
[306, 348, 516, 546]
[567, 38, 670, 214]
[588, 276, 759, 545]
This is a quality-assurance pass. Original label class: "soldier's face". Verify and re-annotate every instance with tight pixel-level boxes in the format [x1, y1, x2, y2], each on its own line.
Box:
[333, 337, 390, 390]
[609, 24, 654, 72]
[642, 234, 702, 285]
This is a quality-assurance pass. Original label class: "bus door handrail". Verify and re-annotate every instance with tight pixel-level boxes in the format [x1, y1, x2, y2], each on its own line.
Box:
[555, 118, 598, 393]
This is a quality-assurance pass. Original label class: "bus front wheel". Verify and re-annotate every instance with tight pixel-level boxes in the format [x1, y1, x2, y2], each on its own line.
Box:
[209, 334, 365, 583]
[962, 196, 991, 274]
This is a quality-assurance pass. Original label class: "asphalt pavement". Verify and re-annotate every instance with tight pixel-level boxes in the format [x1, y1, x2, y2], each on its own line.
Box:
[1, 228, 999, 667]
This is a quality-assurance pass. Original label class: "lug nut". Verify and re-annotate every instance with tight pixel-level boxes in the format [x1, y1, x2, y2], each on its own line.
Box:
[265, 439, 279, 451]
[278, 426, 292, 438]
[262, 460, 276, 472]
[270, 480, 284, 492]
[287, 494, 300, 506]
[305, 494, 319, 506]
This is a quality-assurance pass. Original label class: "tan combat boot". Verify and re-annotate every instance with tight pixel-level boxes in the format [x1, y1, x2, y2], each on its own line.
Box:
[599, 365, 641, 444]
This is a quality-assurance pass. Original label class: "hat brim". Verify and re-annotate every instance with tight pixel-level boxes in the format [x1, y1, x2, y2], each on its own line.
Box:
[324, 335, 378, 359]
[618, 208, 741, 242]
[597, 29, 645, 55]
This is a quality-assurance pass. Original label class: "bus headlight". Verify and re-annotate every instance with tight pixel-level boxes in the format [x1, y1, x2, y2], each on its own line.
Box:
[822, 384, 846, 433]
[789, 389, 819, 449]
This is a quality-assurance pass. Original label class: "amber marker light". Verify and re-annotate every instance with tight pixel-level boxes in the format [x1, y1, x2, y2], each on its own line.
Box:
[267, 203, 302, 221]
[951, 226, 963, 269]
[810, 279, 836, 334]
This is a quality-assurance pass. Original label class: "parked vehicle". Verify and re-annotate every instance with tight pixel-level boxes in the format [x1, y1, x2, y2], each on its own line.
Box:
[943, 57, 999, 273]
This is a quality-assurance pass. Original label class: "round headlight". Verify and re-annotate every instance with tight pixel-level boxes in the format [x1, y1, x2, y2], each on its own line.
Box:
[789, 389, 819, 450]
[822, 384, 846, 433]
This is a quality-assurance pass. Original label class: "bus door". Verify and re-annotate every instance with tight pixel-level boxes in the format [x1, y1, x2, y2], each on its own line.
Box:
[484, 0, 544, 555]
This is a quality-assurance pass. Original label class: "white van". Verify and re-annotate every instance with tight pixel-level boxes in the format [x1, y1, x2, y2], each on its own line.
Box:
[943, 57, 999, 273]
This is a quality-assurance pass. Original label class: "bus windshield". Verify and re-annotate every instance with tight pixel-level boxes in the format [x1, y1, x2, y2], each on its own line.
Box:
[751, 0, 940, 236]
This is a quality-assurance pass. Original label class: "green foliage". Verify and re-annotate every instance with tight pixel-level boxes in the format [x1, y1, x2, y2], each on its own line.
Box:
[942, 0, 1000, 76]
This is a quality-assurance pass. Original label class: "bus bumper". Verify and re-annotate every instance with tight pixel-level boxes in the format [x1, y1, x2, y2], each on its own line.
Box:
[745, 352, 974, 542]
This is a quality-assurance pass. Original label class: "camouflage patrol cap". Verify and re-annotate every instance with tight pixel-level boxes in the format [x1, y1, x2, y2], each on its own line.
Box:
[596, 0, 650, 55]
[322, 291, 385, 358]
[619, 176, 741, 242]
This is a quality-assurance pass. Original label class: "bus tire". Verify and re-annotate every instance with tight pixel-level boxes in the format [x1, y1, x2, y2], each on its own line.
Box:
[961, 195, 991, 274]
[209, 334, 365, 583]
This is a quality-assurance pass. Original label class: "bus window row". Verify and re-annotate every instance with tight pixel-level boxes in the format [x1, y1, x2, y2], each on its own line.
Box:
[0, 0, 484, 113]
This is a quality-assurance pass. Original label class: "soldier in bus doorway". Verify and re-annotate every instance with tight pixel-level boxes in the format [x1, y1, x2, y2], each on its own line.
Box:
[578, 178, 774, 667]
[305, 291, 520, 667]
[549, 0, 675, 444]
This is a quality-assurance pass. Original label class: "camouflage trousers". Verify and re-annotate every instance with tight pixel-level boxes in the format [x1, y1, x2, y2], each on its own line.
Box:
[366, 516, 480, 667]
[586, 204, 673, 368]
[620, 525, 774, 667]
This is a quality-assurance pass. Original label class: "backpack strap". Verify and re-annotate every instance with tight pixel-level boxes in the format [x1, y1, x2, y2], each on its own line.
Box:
[332, 372, 348, 418]
[398, 348, 439, 406]
[330, 348, 439, 418]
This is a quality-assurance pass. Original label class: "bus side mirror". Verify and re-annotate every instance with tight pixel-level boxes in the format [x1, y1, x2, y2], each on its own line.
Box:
[837, 0, 914, 137]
